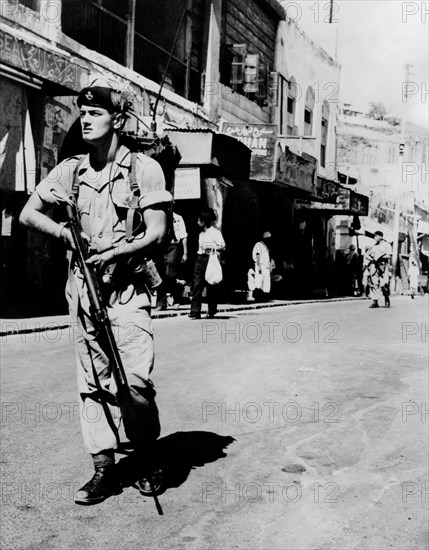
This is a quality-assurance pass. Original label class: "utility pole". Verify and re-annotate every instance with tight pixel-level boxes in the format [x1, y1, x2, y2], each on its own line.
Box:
[391, 63, 412, 290]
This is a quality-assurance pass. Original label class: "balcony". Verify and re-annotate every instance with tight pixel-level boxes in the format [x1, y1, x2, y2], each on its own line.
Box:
[61, 0, 202, 104]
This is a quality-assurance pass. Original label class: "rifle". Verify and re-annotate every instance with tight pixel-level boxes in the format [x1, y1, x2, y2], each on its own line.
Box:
[65, 203, 132, 403]
[65, 203, 164, 514]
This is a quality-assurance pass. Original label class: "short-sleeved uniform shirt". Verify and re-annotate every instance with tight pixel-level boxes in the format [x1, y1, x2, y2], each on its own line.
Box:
[369, 240, 392, 262]
[36, 145, 172, 254]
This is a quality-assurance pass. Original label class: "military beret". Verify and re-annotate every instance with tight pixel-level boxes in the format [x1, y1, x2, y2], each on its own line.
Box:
[77, 86, 119, 111]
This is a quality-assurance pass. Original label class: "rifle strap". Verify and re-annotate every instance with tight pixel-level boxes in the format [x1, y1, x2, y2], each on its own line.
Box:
[126, 152, 140, 242]
[70, 156, 86, 203]
[69, 152, 140, 242]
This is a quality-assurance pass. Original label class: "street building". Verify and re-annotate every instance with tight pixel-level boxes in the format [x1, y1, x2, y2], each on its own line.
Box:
[0, 0, 369, 314]
[336, 102, 429, 292]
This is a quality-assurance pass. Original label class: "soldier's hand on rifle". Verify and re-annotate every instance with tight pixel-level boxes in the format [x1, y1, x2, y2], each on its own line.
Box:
[59, 225, 89, 251]
[59, 226, 75, 249]
[85, 248, 117, 271]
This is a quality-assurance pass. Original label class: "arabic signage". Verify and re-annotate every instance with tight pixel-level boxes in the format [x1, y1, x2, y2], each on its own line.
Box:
[297, 187, 369, 215]
[315, 176, 340, 203]
[0, 30, 84, 90]
[221, 123, 277, 181]
[275, 145, 316, 194]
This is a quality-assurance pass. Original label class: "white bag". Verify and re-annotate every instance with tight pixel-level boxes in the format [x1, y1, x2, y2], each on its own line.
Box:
[205, 252, 223, 285]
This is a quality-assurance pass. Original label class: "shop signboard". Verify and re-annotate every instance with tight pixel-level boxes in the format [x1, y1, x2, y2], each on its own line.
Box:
[349, 189, 369, 216]
[174, 168, 201, 200]
[296, 187, 369, 215]
[221, 123, 277, 181]
[315, 176, 340, 203]
[0, 29, 84, 90]
[275, 145, 316, 194]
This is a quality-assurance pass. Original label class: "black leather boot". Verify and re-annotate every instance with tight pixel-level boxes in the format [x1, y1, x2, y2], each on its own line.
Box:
[74, 466, 121, 505]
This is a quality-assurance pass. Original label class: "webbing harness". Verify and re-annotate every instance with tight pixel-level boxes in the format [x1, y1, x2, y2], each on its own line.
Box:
[70, 152, 140, 242]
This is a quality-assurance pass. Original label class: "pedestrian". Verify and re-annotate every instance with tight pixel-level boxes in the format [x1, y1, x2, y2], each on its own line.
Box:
[345, 244, 359, 295]
[408, 259, 419, 299]
[357, 247, 364, 295]
[364, 231, 392, 308]
[19, 83, 173, 504]
[249, 231, 272, 301]
[189, 208, 225, 319]
[155, 209, 188, 309]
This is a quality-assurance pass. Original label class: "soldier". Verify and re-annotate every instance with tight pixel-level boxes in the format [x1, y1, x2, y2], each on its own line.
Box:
[19, 83, 172, 504]
[364, 230, 392, 308]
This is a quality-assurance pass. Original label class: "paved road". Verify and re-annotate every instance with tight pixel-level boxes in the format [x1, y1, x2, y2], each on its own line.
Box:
[1, 296, 428, 550]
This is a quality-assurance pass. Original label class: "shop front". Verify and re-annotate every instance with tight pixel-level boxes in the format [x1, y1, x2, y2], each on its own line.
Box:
[296, 186, 369, 296]
[0, 28, 92, 315]
[216, 124, 344, 299]
[164, 128, 251, 290]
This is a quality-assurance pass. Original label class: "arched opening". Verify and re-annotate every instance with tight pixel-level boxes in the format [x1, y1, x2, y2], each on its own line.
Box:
[304, 87, 315, 136]
[287, 76, 298, 136]
[320, 101, 330, 167]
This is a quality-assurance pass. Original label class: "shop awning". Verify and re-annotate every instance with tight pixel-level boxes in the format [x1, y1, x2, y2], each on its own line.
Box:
[295, 187, 369, 216]
[164, 129, 251, 180]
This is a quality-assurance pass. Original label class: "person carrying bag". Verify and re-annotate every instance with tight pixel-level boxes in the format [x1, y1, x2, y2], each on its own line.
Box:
[205, 247, 223, 285]
[189, 208, 225, 319]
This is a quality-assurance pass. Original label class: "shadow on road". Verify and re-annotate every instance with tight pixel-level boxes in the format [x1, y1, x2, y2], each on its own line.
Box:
[116, 431, 235, 492]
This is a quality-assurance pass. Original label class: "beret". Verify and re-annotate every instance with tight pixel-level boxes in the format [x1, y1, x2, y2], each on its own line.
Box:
[77, 86, 118, 111]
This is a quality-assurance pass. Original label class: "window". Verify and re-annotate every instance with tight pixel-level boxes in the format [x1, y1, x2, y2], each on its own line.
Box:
[320, 101, 329, 167]
[287, 77, 298, 136]
[224, 44, 271, 107]
[304, 87, 315, 136]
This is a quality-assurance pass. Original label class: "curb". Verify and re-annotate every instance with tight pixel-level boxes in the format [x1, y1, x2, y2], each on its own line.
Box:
[0, 297, 367, 336]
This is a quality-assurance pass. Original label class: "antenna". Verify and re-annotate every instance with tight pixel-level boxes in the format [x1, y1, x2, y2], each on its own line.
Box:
[151, 0, 192, 132]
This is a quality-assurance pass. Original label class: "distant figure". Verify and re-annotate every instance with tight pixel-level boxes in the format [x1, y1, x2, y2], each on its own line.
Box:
[408, 259, 420, 299]
[362, 246, 371, 297]
[249, 231, 273, 301]
[156, 210, 188, 310]
[364, 231, 392, 308]
[189, 208, 225, 319]
[345, 244, 359, 295]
